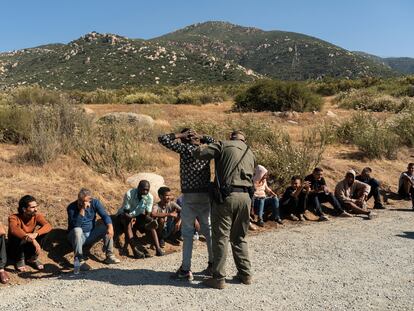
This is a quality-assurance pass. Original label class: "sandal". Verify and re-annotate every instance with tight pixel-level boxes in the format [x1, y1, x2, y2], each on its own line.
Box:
[0, 270, 9, 284]
[27, 258, 44, 270]
[15, 259, 27, 272]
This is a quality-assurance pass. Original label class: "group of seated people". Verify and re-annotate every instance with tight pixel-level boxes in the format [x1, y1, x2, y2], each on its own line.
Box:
[251, 165, 388, 227]
[0, 163, 413, 284]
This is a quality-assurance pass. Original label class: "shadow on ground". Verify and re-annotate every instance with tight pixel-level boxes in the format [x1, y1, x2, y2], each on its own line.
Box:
[59, 268, 212, 288]
[396, 231, 414, 240]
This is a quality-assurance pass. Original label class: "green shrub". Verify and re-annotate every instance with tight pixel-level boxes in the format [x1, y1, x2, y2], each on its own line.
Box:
[337, 113, 400, 159]
[234, 80, 323, 112]
[75, 124, 152, 177]
[336, 89, 414, 112]
[0, 105, 33, 143]
[124, 92, 161, 104]
[10, 85, 63, 106]
[391, 111, 414, 147]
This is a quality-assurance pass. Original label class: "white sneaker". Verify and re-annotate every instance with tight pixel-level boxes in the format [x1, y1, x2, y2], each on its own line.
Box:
[193, 232, 199, 241]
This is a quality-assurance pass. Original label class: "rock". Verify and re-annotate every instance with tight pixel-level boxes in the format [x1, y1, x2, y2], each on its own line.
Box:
[273, 111, 299, 119]
[287, 120, 298, 125]
[326, 110, 337, 118]
[99, 112, 154, 127]
[126, 173, 165, 200]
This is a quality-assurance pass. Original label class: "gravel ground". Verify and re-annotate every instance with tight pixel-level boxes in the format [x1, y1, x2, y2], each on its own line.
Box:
[1, 208, 413, 311]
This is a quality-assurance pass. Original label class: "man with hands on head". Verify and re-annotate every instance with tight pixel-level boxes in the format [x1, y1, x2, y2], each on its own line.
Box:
[67, 188, 120, 271]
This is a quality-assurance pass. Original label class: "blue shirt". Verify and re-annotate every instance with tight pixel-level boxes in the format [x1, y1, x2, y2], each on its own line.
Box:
[67, 198, 112, 233]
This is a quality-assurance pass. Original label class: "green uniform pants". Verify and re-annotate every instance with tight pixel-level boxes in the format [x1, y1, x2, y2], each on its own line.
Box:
[211, 192, 251, 280]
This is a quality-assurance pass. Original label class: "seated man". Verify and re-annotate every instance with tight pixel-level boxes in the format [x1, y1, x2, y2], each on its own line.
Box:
[67, 188, 120, 270]
[305, 167, 352, 221]
[8, 195, 52, 272]
[252, 165, 282, 226]
[280, 176, 310, 221]
[0, 223, 9, 284]
[151, 186, 182, 246]
[398, 163, 414, 209]
[356, 167, 385, 209]
[118, 180, 164, 257]
[335, 170, 374, 220]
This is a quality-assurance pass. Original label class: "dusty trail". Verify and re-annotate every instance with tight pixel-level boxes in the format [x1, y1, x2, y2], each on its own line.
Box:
[1, 207, 413, 311]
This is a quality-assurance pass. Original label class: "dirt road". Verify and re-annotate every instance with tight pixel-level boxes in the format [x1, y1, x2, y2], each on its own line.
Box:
[1, 207, 413, 311]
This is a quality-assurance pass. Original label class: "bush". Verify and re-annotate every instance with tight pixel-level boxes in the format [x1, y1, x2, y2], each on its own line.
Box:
[0, 105, 33, 143]
[234, 80, 323, 112]
[391, 111, 414, 147]
[124, 92, 161, 104]
[10, 85, 63, 106]
[336, 89, 414, 112]
[336, 113, 400, 159]
[75, 124, 152, 177]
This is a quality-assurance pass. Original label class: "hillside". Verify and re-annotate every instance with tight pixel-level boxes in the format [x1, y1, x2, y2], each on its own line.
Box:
[354, 51, 414, 74]
[0, 22, 399, 90]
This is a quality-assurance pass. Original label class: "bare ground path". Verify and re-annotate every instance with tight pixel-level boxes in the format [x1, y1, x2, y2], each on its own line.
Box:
[1, 207, 414, 311]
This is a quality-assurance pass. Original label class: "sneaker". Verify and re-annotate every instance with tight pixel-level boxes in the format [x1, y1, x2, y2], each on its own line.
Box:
[297, 214, 305, 221]
[104, 254, 121, 265]
[318, 215, 329, 221]
[367, 212, 378, 220]
[174, 268, 194, 281]
[167, 237, 181, 246]
[156, 248, 165, 257]
[202, 277, 225, 289]
[287, 214, 299, 221]
[338, 211, 353, 218]
[248, 222, 257, 231]
[159, 239, 165, 248]
[193, 232, 200, 241]
[275, 218, 284, 224]
[235, 273, 252, 285]
[257, 219, 265, 227]
[373, 202, 385, 209]
[132, 247, 145, 259]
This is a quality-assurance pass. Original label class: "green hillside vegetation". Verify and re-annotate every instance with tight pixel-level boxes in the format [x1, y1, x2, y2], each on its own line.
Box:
[0, 22, 401, 91]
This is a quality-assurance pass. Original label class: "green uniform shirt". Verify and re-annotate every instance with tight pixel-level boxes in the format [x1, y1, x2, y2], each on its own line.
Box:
[193, 140, 255, 188]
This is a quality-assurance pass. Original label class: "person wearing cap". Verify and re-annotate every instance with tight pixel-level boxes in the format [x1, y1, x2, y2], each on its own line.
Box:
[193, 130, 255, 289]
[334, 170, 375, 219]
[356, 167, 385, 209]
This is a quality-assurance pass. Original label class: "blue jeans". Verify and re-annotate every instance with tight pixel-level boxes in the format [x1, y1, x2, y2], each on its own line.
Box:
[253, 197, 280, 220]
[67, 224, 113, 260]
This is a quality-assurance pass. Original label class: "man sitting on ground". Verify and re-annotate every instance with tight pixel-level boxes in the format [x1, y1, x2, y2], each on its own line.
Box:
[67, 188, 120, 270]
[118, 180, 164, 257]
[252, 165, 282, 226]
[398, 163, 414, 210]
[335, 170, 375, 220]
[305, 167, 352, 221]
[8, 195, 52, 272]
[0, 223, 9, 284]
[280, 176, 310, 221]
[356, 167, 385, 209]
[151, 186, 182, 247]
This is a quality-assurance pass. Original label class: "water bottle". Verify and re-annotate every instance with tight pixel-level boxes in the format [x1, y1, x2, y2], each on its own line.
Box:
[74, 257, 80, 275]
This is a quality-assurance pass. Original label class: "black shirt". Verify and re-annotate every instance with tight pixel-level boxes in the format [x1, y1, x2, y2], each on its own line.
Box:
[304, 174, 326, 191]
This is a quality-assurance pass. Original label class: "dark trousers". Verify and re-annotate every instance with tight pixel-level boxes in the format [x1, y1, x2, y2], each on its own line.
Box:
[280, 193, 307, 217]
[0, 235, 6, 269]
[308, 192, 343, 216]
[366, 178, 382, 204]
[7, 234, 46, 262]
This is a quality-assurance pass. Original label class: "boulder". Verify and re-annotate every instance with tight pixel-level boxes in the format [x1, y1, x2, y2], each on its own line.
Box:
[126, 173, 165, 200]
[287, 120, 299, 125]
[99, 112, 154, 127]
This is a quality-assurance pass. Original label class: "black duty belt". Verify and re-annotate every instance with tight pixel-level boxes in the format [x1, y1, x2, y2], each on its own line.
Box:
[231, 186, 249, 193]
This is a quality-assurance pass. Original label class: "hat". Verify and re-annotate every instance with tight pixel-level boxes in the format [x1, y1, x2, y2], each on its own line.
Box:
[345, 169, 356, 178]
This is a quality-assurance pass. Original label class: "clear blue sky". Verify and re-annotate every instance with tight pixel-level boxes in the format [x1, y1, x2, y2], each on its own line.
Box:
[1, 0, 413, 57]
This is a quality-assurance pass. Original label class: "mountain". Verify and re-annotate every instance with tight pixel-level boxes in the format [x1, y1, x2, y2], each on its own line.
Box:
[354, 51, 414, 75]
[0, 21, 401, 90]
